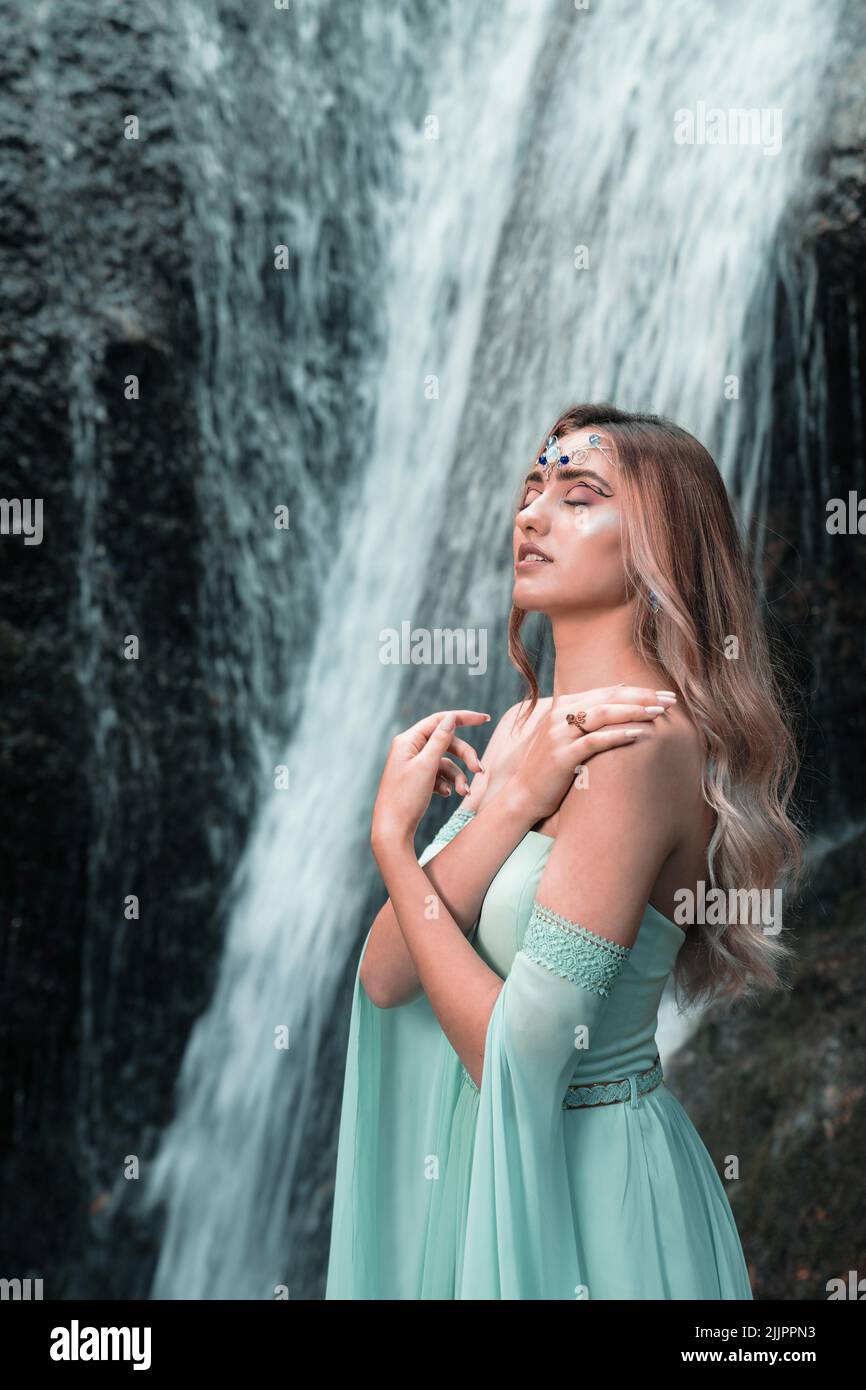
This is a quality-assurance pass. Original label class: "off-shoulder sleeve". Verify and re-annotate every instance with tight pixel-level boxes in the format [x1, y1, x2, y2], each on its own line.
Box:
[457, 899, 630, 1300]
[325, 807, 476, 1298]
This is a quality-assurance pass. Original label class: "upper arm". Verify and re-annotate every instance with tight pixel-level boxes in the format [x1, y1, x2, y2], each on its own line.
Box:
[492, 721, 689, 1092]
[533, 718, 685, 952]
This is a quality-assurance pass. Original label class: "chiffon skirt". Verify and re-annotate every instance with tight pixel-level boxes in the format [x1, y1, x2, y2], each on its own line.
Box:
[325, 952, 753, 1300]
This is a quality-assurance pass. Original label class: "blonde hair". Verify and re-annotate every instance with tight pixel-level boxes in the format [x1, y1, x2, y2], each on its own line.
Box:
[509, 402, 804, 1011]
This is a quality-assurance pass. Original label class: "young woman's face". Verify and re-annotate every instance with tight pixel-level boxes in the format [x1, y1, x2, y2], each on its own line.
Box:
[512, 429, 628, 615]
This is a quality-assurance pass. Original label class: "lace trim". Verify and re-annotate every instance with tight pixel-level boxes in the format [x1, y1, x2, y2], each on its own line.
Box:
[430, 807, 476, 847]
[521, 901, 630, 996]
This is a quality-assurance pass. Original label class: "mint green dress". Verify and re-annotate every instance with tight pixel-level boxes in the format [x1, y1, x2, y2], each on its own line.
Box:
[325, 808, 753, 1299]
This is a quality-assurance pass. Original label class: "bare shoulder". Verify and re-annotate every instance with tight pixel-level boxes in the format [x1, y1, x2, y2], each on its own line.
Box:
[558, 701, 706, 829]
[651, 701, 706, 787]
[537, 703, 710, 943]
[636, 700, 704, 774]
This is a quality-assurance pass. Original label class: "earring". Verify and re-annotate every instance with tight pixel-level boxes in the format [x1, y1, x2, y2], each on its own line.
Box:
[648, 590, 660, 612]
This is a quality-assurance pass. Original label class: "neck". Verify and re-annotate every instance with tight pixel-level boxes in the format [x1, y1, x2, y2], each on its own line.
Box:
[550, 604, 666, 696]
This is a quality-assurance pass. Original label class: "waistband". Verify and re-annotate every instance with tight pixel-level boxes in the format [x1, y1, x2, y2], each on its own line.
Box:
[563, 1053, 663, 1109]
[460, 1053, 663, 1110]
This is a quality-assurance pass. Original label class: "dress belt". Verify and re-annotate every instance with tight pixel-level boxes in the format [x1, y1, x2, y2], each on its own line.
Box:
[562, 1053, 663, 1109]
[460, 1052, 663, 1110]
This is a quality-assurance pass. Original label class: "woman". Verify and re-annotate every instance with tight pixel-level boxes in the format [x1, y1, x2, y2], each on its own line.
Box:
[325, 402, 802, 1300]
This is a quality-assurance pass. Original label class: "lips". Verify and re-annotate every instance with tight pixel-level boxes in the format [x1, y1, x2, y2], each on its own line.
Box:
[517, 542, 552, 563]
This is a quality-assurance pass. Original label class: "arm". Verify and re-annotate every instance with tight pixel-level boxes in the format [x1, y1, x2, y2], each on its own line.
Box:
[364, 688, 674, 1010]
[360, 704, 535, 1009]
[371, 825, 507, 1085]
[492, 721, 682, 1112]
[373, 717, 683, 1089]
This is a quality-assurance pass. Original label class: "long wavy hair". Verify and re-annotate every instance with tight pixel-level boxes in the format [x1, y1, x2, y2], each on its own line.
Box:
[509, 402, 804, 1011]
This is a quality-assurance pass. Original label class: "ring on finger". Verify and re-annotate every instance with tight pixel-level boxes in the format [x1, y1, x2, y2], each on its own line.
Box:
[566, 709, 589, 735]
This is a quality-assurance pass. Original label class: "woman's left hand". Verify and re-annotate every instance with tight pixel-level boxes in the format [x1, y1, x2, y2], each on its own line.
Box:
[371, 709, 490, 853]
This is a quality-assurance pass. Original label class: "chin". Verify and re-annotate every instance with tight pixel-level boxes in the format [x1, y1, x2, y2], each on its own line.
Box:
[512, 577, 554, 613]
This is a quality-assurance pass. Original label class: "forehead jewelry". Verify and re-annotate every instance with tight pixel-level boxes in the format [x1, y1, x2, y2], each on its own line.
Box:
[536, 431, 615, 481]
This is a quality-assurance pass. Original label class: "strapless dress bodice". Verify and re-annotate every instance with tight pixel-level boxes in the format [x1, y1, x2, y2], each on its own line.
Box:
[468, 827, 687, 1085]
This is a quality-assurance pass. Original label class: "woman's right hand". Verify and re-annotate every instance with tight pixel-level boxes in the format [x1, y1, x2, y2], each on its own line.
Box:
[506, 685, 677, 822]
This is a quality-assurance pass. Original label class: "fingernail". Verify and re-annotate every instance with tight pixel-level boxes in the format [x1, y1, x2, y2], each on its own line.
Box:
[440, 712, 457, 730]
[645, 705, 664, 715]
[626, 727, 644, 737]
[478, 762, 486, 773]
[656, 693, 677, 703]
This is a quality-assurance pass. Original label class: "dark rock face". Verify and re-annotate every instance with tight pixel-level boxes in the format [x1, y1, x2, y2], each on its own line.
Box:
[0, 5, 255, 1295]
[1, 0, 864, 1302]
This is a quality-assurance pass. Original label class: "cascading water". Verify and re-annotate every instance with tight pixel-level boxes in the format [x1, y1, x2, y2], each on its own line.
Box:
[142, 0, 840, 1297]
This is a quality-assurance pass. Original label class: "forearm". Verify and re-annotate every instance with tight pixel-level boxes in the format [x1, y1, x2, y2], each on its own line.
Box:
[359, 896, 427, 1008]
[360, 781, 536, 1008]
[418, 781, 537, 931]
[371, 835, 504, 1087]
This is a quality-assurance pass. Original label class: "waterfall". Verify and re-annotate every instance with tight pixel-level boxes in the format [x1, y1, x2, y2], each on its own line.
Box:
[142, 0, 840, 1297]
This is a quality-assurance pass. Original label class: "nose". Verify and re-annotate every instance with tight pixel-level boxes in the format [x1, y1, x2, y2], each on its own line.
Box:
[516, 495, 550, 536]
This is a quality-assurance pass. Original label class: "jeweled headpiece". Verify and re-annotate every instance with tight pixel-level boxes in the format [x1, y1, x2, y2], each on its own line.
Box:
[536, 431, 615, 480]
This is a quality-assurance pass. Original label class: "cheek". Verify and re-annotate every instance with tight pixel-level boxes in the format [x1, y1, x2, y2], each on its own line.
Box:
[563, 507, 626, 588]
[567, 505, 621, 552]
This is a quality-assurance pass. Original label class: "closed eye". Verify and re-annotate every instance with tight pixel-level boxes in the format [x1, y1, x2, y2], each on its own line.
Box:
[518, 480, 612, 510]
[565, 482, 608, 504]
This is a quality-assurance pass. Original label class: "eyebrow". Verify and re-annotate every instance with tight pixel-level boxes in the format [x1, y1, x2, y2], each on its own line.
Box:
[522, 465, 614, 493]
